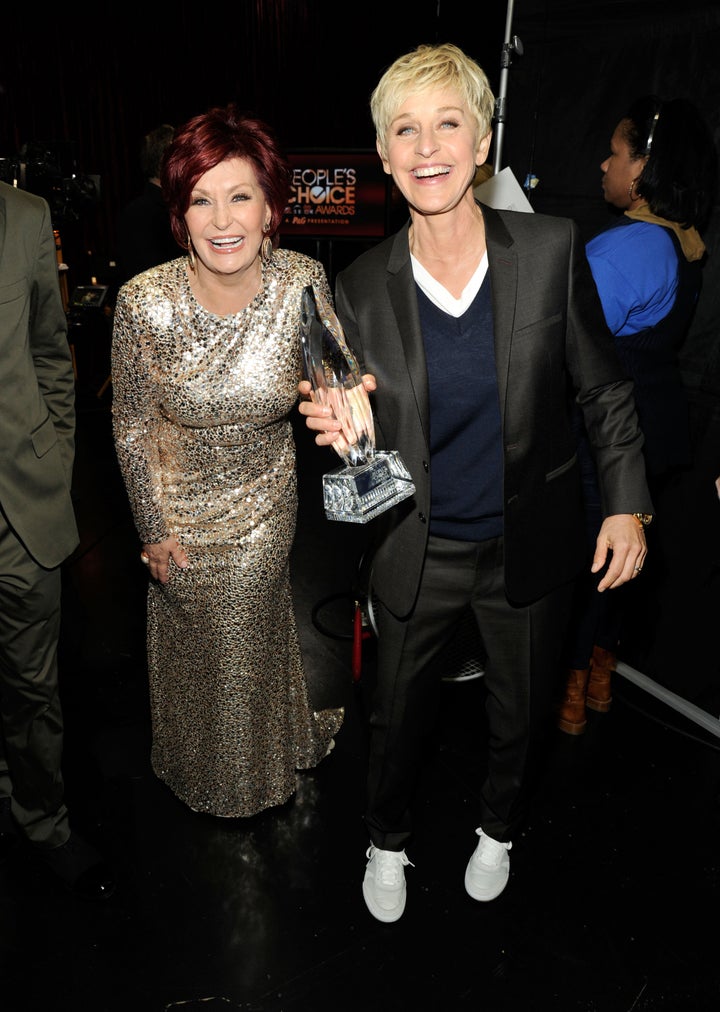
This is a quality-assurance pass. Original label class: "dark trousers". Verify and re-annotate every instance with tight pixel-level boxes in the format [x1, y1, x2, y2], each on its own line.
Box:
[367, 534, 573, 851]
[0, 512, 69, 847]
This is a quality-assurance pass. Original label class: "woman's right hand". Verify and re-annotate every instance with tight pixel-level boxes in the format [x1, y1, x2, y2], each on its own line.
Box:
[297, 375, 376, 448]
[141, 536, 189, 585]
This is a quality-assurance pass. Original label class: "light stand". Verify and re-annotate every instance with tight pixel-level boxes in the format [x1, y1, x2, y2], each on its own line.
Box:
[493, 0, 523, 175]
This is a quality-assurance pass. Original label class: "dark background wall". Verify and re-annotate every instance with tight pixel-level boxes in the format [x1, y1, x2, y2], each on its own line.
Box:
[3, 1, 719, 282]
[1, 0, 506, 286]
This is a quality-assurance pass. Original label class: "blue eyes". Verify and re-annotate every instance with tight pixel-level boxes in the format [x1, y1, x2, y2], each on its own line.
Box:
[396, 120, 460, 136]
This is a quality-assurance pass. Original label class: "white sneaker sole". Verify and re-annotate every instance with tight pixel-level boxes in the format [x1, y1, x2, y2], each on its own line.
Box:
[362, 879, 406, 922]
[464, 860, 509, 902]
[441, 667, 485, 683]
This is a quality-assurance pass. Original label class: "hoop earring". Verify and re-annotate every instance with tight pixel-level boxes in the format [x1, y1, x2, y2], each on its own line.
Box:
[628, 178, 639, 200]
[186, 236, 196, 273]
[260, 234, 273, 264]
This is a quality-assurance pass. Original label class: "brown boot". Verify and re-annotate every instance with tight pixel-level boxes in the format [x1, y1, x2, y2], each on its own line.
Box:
[586, 645, 615, 713]
[557, 668, 590, 735]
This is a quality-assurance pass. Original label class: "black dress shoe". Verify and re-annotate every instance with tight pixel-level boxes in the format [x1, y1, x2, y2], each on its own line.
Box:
[33, 831, 117, 901]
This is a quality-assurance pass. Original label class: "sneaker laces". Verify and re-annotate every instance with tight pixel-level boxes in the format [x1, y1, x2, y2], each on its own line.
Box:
[366, 845, 413, 887]
[473, 828, 511, 868]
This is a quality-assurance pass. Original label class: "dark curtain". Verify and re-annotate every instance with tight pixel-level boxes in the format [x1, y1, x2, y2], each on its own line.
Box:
[2, 2, 322, 279]
[3, 0, 719, 365]
[1, 1, 506, 282]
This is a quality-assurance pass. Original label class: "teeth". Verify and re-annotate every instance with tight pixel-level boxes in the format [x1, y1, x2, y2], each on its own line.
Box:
[413, 166, 450, 178]
[211, 237, 243, 247]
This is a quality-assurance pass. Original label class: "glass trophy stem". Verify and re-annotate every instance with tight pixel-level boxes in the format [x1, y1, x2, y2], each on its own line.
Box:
[300, 284, 416, 522]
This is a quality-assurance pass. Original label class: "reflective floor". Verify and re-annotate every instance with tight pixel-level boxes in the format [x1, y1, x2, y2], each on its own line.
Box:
[2, 383, 720, 1012]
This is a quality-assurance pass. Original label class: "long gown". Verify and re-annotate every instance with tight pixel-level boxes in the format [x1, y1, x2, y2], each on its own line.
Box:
[111, 251, 343, 817]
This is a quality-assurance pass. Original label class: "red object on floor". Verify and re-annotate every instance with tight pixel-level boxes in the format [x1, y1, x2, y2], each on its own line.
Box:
[352, 601, 372, 682]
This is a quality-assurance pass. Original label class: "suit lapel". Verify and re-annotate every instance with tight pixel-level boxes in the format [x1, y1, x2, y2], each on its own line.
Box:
[482, 203, 518, 416]
[385, 226, 430, 440]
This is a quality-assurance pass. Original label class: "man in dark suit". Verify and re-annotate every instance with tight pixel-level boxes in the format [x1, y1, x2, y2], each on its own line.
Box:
[0, 179, 115, 899]
[299, 43, 653, 924]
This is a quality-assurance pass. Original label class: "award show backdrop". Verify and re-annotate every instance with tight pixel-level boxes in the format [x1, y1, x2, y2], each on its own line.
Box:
[4, 2, 717, 286]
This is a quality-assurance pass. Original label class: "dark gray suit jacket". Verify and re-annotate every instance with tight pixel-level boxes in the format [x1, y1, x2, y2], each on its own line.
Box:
[335, 203, 652, 617]
[0, 180, 79, 567]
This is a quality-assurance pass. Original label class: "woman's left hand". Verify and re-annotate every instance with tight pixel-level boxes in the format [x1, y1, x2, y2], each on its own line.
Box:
[592, 515, 648, 590]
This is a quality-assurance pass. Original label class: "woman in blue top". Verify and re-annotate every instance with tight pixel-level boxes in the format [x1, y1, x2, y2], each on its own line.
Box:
[557, 94, 717, 734]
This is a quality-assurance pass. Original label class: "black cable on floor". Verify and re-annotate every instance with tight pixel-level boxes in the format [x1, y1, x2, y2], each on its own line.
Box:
[311, 592, 358, 641]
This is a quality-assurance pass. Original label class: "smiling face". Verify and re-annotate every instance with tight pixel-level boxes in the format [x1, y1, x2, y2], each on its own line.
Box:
[184, 156, 269, 277]
[378, 86, 491, 217]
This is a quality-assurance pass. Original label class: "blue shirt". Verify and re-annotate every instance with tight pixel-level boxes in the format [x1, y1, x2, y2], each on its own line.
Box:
[586, 219, 678, 336]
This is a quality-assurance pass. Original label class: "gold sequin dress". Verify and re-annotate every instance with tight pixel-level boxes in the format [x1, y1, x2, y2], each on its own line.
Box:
[111, 252, 343, 817]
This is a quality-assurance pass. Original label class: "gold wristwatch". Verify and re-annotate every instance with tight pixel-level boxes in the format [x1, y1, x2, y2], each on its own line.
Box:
[632, 512, 653, 527]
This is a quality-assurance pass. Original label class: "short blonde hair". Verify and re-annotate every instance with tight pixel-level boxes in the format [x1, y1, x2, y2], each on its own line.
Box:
[371, 43, 496, 158]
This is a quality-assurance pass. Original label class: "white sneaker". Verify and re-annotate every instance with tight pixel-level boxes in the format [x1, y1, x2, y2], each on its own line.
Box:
[362, 844, 413, 923]
[464, 827, 511, 902]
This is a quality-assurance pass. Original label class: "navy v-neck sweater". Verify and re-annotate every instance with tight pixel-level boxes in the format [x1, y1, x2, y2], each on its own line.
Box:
[416, 278, 504, 542]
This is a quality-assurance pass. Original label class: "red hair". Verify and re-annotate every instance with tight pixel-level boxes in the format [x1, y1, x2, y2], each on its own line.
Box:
[161, 104, 291, 249]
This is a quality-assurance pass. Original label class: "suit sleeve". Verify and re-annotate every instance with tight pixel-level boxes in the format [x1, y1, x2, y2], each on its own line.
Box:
[566, 219, 654, 516]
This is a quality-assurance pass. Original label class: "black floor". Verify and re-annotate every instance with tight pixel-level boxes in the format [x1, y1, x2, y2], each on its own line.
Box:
[2, 383, 720, 1012]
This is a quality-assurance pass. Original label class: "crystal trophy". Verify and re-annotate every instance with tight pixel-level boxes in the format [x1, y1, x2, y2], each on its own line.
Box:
[300, 285, 415, 523]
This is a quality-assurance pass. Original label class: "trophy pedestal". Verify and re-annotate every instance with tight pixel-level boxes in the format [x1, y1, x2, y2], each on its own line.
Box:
[322, 450, 414, 523]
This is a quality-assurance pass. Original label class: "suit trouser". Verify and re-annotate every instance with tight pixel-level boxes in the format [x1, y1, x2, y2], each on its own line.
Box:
[367, 534, 573, 851]
[0, 511, 69, 847]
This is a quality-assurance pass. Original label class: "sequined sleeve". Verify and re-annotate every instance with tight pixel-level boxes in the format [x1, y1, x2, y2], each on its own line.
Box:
[111, 275, 172, 546]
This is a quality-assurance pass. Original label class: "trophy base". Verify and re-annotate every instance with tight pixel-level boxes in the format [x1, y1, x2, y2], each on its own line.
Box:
[322, 450, 415, 523]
